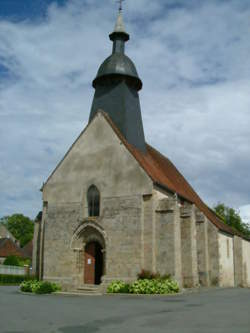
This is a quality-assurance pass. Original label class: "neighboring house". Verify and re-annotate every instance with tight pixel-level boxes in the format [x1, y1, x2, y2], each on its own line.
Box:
[0, 224, 19, 247]
[33, 12, 250, 291]
[0, 238, 24, 264]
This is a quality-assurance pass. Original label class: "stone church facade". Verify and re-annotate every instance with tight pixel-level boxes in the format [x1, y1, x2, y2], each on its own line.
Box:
[33, 12, 250, 292]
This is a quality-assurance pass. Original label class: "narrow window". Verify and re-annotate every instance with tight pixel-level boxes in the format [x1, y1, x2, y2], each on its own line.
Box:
[87, 185, 100, 217]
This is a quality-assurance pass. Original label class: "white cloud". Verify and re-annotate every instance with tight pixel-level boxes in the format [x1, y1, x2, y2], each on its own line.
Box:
[0, 0, 250, 217]
[239, 204, 250, 226]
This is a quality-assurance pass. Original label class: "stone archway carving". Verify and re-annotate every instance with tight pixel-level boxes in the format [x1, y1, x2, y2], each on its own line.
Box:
[70, 219, 107, 285]
[70, 220, 107, 251]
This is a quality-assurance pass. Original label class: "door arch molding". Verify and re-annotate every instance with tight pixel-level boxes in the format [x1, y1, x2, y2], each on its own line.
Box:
[70, 220, 107, 251]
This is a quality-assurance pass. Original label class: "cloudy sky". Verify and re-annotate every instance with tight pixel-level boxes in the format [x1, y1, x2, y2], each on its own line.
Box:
[0, 0, 249, 222]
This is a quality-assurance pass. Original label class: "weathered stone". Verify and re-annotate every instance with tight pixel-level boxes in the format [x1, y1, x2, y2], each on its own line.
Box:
[181, 204, 199, 288]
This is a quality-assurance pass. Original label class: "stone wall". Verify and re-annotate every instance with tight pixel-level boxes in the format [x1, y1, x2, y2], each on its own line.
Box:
[233, 236, 243, 287]
[141, 193, 154, 273]
[101, 195, 143, 283]
[207, 221, 220, 286]
[155, 195, 182, 287]
[196, 212, 210, 286]
[233, 236, 250, 287]
[43, 203, 80, 289]
[32, 220, 40, 277]
[242, 239, 250, 287]
[180, 204, 198, 288]
[218, 232, 234, 287]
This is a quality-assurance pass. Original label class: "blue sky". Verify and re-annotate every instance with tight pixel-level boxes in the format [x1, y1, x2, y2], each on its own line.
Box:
[0, 0, 67, 20]
[0, 0, 250, 223]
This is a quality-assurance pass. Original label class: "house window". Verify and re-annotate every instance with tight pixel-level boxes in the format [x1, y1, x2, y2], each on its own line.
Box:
[87, 185, 100, 217]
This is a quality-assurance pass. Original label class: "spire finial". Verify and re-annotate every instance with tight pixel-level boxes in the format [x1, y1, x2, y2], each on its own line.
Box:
[113, 1, 127, 34]
[117, 0, 125, 12]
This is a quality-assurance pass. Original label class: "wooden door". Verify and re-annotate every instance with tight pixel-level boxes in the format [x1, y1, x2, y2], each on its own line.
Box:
[84, 242, 95, 284]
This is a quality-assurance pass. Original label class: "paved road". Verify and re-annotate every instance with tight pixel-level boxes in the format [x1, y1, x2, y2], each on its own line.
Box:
[1, 286, 250, 333]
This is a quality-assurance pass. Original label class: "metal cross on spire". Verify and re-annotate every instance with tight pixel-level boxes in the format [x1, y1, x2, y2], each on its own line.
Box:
[117, 0, 125, 12]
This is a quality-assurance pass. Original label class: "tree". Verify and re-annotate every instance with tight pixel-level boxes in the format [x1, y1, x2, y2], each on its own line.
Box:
[214, 203, 250, 238]
[0, 214, 34, 247]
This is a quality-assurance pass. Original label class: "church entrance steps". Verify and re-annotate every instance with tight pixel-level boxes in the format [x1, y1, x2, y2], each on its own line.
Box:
[75, 284, 102, 295]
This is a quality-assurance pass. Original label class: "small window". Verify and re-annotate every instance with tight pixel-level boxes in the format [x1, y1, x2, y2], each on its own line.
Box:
[87, 185, 100, 217]
[227, 239, 230, 258]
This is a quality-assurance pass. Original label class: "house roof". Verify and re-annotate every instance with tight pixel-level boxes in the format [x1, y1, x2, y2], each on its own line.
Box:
[101, 111, 247, 239]
[22, 240, 33, 259]
[0, 238, 25, 258]
[0, 224, 16, 242]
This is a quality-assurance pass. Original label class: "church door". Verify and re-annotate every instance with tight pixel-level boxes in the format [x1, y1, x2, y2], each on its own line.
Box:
[84, 242, 103, 285]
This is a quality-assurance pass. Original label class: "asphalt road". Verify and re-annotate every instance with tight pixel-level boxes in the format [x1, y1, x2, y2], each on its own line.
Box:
[1, 286, 250, 333]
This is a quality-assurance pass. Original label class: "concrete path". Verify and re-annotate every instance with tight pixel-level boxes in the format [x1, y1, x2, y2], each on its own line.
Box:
[1, 286, 250, 333]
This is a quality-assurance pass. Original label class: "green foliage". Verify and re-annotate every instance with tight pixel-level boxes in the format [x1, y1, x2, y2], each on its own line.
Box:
[20, 280, 61, 294]
[3, 255, 20, 266]
[129, 279, 179, 295]
[20, 280, 34, 292]
[214, 203, 250, 238]
[0, 274, 34, 285]
[0, 214, 34, 247]
[3, 255, 31, 267]
[107, 281, 130, 293]
[107, 277, 179, 295]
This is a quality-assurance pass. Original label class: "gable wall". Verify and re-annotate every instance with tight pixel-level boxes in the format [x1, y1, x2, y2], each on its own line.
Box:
[41, 113, 153, 288]
[43, 113, 152, 204]
[0, 225, 16, 243]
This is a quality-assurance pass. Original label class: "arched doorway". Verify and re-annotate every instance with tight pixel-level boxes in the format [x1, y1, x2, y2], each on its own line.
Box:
[84, 241, 103, 285]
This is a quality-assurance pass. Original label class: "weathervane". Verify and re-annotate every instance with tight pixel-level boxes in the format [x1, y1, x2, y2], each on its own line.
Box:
[117, 0, 125, 12]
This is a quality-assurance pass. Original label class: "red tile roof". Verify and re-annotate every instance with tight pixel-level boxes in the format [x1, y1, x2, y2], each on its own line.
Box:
[101, 111, 245, 238]
[22, 240, 33, 259]
[0, 238, 25, 258]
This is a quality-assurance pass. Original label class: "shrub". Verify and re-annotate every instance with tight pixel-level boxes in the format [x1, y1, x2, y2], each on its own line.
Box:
[129, 278, 179, 295]
[0, 274, 33, 285]
[20, 280, 33, 292]
[3, 256, 31, 267]
[107, 277, 179, 295]
[3, 255, 21, 266]
[107, 281, 130, 294]
[33, 281, 61, 294]
[20, 280, 61, 294]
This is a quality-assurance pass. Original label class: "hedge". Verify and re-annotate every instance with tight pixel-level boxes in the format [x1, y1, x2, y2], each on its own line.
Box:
[107, 278, 180, 295]
[0, 274, 34, 285]
[20, 280, 61, 294]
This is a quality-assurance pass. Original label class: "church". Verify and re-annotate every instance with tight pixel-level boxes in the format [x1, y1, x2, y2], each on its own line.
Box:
[33, 11, 250, 292]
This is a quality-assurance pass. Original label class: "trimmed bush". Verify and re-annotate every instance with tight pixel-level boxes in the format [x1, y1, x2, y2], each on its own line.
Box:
[3, 256, 31, 267]
[0, 274, 33, 285]
[20, 280, 61, 294]
[107, 277, 179, 295]
[107, 280, 130, 294]
[129, 278, 179, 294]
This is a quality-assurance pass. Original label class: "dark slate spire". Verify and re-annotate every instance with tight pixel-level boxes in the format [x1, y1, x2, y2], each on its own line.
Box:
[89, 10, 146, 153]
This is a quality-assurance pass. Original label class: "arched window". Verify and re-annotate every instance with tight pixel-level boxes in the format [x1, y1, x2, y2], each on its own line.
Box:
[87, 185, 100, 217]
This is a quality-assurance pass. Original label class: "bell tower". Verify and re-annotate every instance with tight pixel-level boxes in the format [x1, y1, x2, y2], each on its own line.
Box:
[89, 9, 146, 153]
